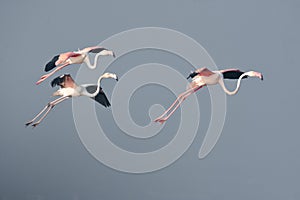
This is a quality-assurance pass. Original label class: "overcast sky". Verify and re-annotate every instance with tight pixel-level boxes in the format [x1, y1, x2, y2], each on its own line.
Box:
[0, 0, 299, 199]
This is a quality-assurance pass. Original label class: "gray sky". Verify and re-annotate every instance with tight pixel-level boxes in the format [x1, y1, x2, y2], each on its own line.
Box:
[0, 0, 299, 199]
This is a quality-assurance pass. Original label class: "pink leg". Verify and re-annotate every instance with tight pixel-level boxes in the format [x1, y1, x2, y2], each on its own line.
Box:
[154, 86, 202, 123]
[154, 87, 198, 120]
[25, 96, 70, 127]
[36, 63, 70, 85]
[25, 105, 50, 126]
[155, 90, 195, 124]
[31, 96, 70, 127]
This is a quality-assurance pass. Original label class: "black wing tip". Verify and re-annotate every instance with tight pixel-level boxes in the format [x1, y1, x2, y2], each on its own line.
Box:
[50, 76, 60, 87]
[103, 101, 111, 107]
[92, 96, 111, 107]
[222, 70, 246, 79]
[90, 47, 107, 53]
[45, 62, 55, 72]
[85, 85, 111, 107]
[45, 55, 59, 72]
[50, 74, 69, 87]
[187, 71, 198, 79]
[95, 93, 111, 108]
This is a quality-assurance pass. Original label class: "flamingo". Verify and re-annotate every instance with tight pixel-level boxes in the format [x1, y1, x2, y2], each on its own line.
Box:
[26, 72, 118, 127]
[36, 46, 116, 85]
[154, 67, 263, 124]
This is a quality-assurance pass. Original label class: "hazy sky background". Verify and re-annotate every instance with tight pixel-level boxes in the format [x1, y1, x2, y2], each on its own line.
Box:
[0, 0, 299, 199]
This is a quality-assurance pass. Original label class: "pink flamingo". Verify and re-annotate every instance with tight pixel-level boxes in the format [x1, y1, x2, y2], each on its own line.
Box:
[154, 67, 263, 124]
[26, 72, 118, 127]
[36, 46, 115, 85]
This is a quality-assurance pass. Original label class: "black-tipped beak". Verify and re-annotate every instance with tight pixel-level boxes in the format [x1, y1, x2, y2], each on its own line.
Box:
[261, 75, 264, 81]
[113, 52, 116, 58]
[116, 76, 119, 81]
[187, 71, 198, 79]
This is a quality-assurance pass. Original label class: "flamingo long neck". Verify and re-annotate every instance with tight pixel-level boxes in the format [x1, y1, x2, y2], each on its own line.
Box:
[84, 53, 102, 69]
[84, 74, 106, 97]
[218, 72, 249, 95]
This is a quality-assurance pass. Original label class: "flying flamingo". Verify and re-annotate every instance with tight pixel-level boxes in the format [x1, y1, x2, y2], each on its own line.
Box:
[26, 72, 118, 127]
[36, 46, 116, 85]
[154, 67, 263, 124]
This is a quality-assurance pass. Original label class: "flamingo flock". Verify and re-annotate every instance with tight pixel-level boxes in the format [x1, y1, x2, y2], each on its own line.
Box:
[26, 46, 117, 127]
[26, 45, 263, 127]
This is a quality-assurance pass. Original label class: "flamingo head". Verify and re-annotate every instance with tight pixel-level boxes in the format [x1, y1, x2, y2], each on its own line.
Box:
[102, 72, 118, 81]
[245, 71, 264, 80]
[106, 50, 115, 57]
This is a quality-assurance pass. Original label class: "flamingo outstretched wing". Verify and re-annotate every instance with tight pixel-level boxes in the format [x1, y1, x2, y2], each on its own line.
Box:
[219, 68, 241, 73]
[79, 46, 108, 54]
[45, 52, 81, 72]
[85, 85, 111, 107]
[55, 52, 81, 65]
[219, 69, 247, 79]
[187, 67, 215, 79]
[195, 67, 216, 77]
